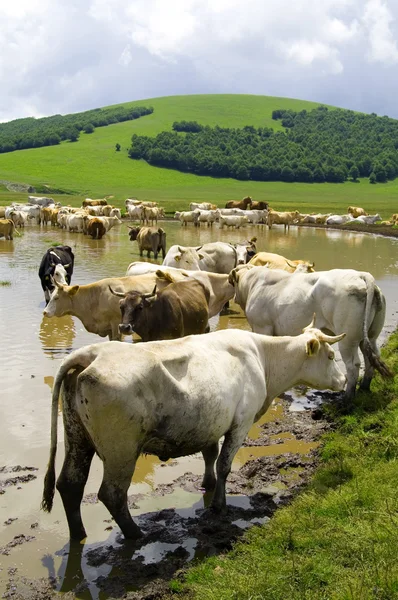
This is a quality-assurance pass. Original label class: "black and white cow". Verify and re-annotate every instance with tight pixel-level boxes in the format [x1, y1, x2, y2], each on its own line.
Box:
[38, 246, 75, 303]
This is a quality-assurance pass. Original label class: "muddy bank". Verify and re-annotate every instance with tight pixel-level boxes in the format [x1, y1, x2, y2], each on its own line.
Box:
[299, 220, 398, 238]
[1, 394, 335, 600]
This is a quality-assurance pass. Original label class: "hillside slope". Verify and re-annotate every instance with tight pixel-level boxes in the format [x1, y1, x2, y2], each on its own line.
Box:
[0, 93, 397, 214]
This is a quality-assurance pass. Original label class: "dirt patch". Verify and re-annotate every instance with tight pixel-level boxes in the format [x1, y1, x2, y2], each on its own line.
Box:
[0, 466, 38, 495]
[300, 221, 398, 238]
[1, 395, 337, 599]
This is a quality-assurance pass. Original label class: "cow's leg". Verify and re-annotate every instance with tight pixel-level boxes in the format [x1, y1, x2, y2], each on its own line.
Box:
[201, 442, 219, 491]
[339, 339, 360, 399]
[211, 427, 249, 512]
[56, 372, 95, 541]
[147, 250, 151, 258]
[98, 458, 141, 539]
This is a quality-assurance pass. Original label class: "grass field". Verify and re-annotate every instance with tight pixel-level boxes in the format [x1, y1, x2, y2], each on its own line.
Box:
[0, 94, 397, 216]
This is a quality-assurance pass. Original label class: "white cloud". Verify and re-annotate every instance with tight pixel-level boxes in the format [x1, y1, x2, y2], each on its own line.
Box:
[1, 0, 398, 121]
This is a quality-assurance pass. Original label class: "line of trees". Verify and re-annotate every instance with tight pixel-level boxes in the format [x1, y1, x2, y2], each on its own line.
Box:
[0, 105, 154, 154]
[128, 106, 398, 184]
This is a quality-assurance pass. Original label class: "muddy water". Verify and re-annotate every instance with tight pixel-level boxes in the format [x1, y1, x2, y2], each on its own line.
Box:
[0, 221, 397, 597]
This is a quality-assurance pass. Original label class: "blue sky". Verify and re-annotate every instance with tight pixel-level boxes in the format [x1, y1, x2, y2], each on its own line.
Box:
[2, 0, 398, 121]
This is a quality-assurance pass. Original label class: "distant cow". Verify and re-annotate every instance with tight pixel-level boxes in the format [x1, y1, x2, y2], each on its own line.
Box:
[82, 199, 108, 208]
[128, 226, 166, 259]
[87, 218, 107, 239]
[225, 196, 252, 210]
[250, 201, 269, 210]
[268, 210, 300, 230]
[0, 219, 19, 240]
[111, 277, 210, 341]
[348, 206, 367, 218]
[38, 246, 75, 303]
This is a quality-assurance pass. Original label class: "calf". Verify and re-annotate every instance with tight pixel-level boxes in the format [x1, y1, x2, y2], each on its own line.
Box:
[41, 324, 346, 540]
[38, 246, 74, 303]
[111, 278, 210, 341]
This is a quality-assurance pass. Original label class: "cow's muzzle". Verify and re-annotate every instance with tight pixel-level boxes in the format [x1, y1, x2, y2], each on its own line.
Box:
[119, 323, 133, 335]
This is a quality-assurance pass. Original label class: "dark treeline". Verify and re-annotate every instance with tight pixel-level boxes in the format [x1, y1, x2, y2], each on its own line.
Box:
[172, 120, 203, 132]
[129, 107, 398, 183]
[0, 105, 153, 154]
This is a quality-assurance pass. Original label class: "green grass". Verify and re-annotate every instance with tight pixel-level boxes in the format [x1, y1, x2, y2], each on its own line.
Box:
[0, 94, 397, 217]
[174, 334, 398, 600]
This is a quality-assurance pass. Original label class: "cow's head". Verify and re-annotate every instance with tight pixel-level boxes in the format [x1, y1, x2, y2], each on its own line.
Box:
[109, 286, 157, 335]
[234, 237, 257, 265]
[43, 280, 79, 317]
[128, 226, 141, 241]
[173, 246, 204, 270]
[298, 315, 347, 392]
[285, 259, 315, 273]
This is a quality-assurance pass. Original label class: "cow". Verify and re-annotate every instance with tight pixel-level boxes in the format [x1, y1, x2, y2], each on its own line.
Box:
[189, 202, 217, 211]
[86, 218, 107, 239]
[349, 214, 382, 225]
[267, 210, 300, 230]
[348, 206, 368, 218]
[128, 226, 166, 259]
[43, 273, 161, 340]
[94, 215, 122, 232]
[143, 207, 161, 225]
[326, 214, 354, 225]
[111, 278, 210, 341]
[219, 215, 248, 229]
[0, 219, 19, 240]
[28, 196, 55, 207]
[250, 201, 269, 210]
[163, 239, 257, 273]
[38, 246, 75, 304]
[41, 323, 346, 540]
[176, 211, 199, 226]
[195, 210, 218, 227]
[8, 210, 27, 228]
[82, 199, 108, 207]
[249, 252, 315, 273]
[229, 265, 391, 399]
[390, 213, 398, 225]
[40, 206, 55, 226]
[225, 196, 252, 210]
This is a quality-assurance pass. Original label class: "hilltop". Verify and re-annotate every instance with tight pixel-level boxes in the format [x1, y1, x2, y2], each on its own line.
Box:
[0, 94, 398, 215]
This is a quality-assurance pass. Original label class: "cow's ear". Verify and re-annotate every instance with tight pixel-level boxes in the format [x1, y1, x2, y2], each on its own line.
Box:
[228, 269, 238, 286]
[306, 338, 320, 356]
[143, 294, 156, 307]
[68, 285, 79, 296]
[174, 254, 181, 262]
[198, 253, 205, 260]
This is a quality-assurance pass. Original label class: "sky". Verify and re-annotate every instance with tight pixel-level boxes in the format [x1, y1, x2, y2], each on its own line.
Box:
[2, 0, 398, 122]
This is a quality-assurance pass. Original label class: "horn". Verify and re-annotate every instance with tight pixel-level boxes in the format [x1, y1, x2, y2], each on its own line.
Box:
[302, 313, 316, 331]
[109, 285, 126, 298]
[63, 263, 70, 269]
[319, 332, 346, 344]
[285, 259, 296, 269]
[310, 262, 315, 268]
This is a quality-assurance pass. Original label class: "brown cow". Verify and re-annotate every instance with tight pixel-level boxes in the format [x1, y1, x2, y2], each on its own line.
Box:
[128, 226, 166, 259]
[250, 201, 269, 210]
[348, 206, 368, 218]
[0, 219, 19, 240]
[87, 218, 107, 239]
[82, 199, 108, 208]
[268, 210, 300, 230]
[225, 196, 252, 210]
[111, 278, 210, 341]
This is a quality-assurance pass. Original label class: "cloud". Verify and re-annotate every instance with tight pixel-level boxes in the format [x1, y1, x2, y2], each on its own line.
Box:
[1, 0, 398, 122]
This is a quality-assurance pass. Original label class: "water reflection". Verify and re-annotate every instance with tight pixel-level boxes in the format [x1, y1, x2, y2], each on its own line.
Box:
[39, 314, 75, 358]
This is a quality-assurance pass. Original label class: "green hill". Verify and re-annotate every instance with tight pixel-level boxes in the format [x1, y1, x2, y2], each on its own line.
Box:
[0, 94, 397, 215]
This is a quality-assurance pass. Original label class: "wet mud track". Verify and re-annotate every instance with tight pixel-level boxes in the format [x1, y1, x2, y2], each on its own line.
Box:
[2, 395, 334, 600]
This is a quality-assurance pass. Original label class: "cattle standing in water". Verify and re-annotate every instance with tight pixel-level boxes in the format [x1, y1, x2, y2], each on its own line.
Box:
[38, 246, 74, 304]
[41, 322, 346, 540]
[128, 226, 166, 259]
[229, 265, 392, 399]
[162, 239, 257, 273]
[0, 219, 19, 240]
[111, 276, 210, 341]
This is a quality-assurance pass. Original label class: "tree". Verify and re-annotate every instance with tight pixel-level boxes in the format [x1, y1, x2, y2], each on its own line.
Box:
[349, 165, 359, 181]
[115, 143, 121, 152]
[83, 123, 94, 134]
[281, 166, 295, 182]
[369, 172, 376, 184]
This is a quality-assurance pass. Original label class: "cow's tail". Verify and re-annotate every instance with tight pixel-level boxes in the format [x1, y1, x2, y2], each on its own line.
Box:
[41, 347, 99, 513]
[362, 274, 393, 379]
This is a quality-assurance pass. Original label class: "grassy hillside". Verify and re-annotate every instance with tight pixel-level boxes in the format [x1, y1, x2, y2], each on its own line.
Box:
[0, 94, 397, 216]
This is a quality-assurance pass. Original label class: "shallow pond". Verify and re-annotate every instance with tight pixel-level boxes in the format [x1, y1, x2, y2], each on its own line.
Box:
[0, 221, 397, 597]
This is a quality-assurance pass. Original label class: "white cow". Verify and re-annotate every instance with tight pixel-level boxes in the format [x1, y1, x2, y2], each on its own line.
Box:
[127, 204, 144, 221]
[163, 240, 257, 273]
[42, 324, 346, 540]
[219, 215, 248, 229]
[350, 214, 382, 225]
[177, 211, 199, 226]
[195, 209, 218, 227]
[326, 214, 354, 225]
[28, 196, 55, 207]
[229, 265, 391, 399]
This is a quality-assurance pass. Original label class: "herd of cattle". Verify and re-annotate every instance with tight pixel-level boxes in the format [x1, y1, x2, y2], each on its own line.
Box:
[3, 194, 390, 540]
[173, 198, 397, 230]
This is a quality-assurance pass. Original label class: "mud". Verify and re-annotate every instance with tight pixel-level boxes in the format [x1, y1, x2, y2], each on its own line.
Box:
[1, 396, 333, 599]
